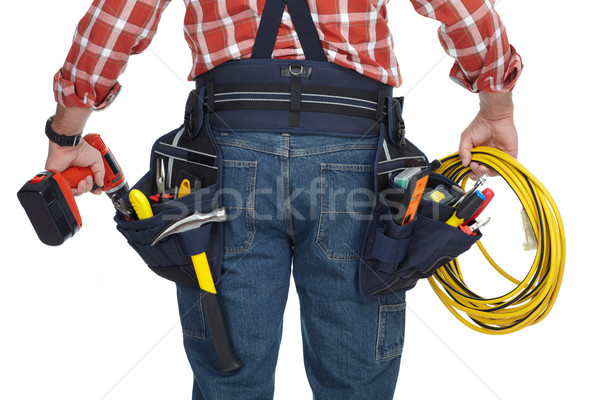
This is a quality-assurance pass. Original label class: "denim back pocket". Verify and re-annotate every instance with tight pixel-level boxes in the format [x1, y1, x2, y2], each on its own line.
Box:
[221, 160, 257, 254]
[316, 163, 374, 261]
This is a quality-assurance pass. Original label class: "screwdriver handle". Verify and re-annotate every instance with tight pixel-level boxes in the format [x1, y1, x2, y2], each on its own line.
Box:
[129, 190, 154, 220]
[465, 188, 494, 224]
[446, 190, 486, 227]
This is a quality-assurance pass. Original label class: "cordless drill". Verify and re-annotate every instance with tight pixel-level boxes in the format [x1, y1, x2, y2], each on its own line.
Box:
[17, 134, 132, 246]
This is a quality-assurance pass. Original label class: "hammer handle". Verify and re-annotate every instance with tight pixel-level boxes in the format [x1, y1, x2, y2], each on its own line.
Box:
[190, 252, 242, 372]
[202, 291, 243, 372]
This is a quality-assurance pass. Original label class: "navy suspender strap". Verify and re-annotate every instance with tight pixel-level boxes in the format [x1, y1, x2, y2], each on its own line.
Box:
[285, 0, 327, 61]
[251, 0, 326, 62]
[250, 0, 326, 126]
[250, 0, 286, 59]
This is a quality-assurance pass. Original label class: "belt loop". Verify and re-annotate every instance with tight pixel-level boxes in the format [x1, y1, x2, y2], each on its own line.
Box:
[289, 68, 302, 127]
[376, 83, 385, 124]
[206, 79, 215, 114]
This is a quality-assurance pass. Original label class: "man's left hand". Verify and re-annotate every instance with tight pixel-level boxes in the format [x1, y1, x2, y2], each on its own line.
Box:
[458, 92, 518, 180]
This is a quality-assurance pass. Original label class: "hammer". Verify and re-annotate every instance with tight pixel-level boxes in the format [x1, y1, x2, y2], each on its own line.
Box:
[152, 207, 243, 372]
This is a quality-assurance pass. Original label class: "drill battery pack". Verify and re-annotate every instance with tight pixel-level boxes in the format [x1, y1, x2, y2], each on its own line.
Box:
[17, 171, 82, 246]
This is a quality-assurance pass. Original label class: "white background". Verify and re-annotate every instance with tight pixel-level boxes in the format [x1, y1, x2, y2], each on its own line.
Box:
[1, 1, 597, 399]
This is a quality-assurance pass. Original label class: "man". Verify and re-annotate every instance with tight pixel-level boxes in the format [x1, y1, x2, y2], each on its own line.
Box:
[44, 0, 521, 398]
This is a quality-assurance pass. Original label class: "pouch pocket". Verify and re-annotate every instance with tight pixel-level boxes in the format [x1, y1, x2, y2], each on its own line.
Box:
[359, 196, 417, 296]
[114, 119, 225, 287]
[359, 174, 481, 296]
[115, 174, 223, 286]
[359, 106, 481, 296]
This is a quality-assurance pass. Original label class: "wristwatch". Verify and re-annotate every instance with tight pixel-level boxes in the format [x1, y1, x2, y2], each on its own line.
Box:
[45, 116, 83, 147]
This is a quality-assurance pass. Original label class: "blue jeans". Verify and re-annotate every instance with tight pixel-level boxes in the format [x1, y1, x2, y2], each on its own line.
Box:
[176, 129, 406, 399]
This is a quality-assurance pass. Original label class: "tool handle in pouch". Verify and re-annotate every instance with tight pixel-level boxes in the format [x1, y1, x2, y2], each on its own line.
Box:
[129, 189, 154, 220]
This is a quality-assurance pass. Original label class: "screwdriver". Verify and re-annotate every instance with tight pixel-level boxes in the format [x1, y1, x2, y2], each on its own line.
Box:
[445, 190, 486, 227]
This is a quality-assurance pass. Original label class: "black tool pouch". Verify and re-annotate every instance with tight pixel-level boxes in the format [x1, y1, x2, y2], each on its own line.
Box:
[358, 97, 481, 296]
[114, 88, 225, 287]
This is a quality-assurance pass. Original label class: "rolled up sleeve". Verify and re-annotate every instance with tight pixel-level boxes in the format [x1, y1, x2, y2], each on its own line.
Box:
[410, 0, 523, 92]
[53, 0, 170, 110]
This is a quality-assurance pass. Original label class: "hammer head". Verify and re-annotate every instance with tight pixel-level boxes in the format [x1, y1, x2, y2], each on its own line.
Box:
[151, 207, 226, 246]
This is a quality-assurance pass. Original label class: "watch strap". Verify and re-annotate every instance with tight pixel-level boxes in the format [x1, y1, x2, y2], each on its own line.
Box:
[45, 116, 83, 147]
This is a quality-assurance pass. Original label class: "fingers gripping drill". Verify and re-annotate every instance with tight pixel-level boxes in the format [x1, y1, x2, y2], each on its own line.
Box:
[17, 134, 132, 246]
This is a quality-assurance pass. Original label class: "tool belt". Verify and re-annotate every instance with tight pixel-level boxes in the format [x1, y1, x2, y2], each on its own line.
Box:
[113, 59, 480, 294]
[113, 0, 481, 294]
[113, 58, 393, 287]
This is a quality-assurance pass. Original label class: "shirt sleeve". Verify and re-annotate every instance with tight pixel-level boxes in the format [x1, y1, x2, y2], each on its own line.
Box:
[409, 0, 523, 93]
[54, 0, 171, 110]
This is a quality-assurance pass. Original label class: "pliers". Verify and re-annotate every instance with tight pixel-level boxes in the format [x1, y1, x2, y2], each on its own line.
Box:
[152, 159, 172, 203]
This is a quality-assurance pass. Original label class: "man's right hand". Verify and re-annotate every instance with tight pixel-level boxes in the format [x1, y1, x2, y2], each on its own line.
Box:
[46, 140, 105, 196]
[45, 104, 104, 196]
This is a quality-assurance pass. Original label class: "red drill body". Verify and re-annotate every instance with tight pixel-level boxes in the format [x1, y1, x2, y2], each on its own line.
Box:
[17, 134, 130, 246]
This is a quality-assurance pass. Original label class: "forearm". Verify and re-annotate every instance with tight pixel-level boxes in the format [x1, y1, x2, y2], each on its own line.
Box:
[479, 92, 514, 119]
[50, 104, 92, 136]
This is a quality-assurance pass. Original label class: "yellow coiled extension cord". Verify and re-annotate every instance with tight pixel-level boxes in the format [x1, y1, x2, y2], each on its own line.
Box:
[429, 146, 566, 334]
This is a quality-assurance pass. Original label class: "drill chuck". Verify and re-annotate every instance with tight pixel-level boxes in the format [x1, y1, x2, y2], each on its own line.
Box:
[108, 180, 133, 219]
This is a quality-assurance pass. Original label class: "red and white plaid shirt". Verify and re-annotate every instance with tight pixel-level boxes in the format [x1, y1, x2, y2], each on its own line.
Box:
[54, 0, 522, 110]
